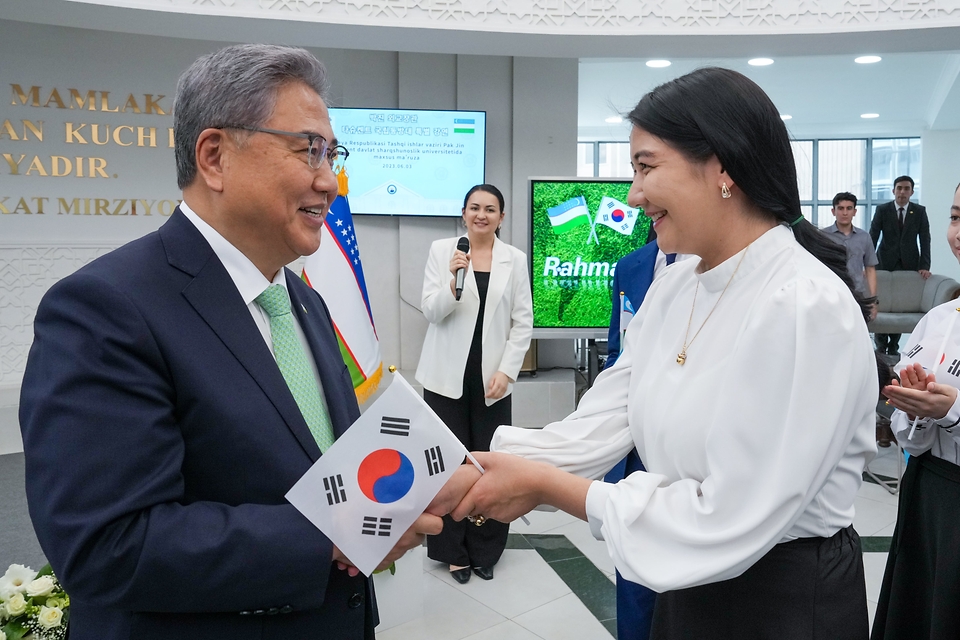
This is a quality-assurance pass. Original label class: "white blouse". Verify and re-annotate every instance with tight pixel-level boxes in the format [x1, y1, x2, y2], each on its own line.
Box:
[491, 225, 878, 592]
[890, 300, 960, 463]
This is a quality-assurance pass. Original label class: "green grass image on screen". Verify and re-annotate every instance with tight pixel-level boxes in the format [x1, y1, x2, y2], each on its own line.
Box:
[532, 181, 650, 329]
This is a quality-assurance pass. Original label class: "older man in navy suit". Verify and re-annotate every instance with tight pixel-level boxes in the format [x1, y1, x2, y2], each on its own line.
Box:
[19, 45, 440, 640]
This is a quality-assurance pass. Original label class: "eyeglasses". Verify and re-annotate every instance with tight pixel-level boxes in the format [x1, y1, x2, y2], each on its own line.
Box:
[217, 124, 349, 169]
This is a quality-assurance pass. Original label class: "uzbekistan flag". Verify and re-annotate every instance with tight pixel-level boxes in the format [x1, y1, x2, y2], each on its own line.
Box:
[302, 194, 383, 404]
[547, 196, 591, 234]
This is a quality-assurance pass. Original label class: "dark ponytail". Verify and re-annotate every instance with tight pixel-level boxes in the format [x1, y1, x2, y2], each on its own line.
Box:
[627, 67, 871, 323]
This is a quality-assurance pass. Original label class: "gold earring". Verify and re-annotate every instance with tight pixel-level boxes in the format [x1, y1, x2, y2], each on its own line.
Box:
[721, 183, 732, 199]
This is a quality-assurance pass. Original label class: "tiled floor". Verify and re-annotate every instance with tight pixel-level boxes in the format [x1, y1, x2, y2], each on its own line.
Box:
[376, 443, 905, 639]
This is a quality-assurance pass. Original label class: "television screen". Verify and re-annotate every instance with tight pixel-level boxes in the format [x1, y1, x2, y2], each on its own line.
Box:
[329, 108, 486, 216]
[530, 178, 652, 335]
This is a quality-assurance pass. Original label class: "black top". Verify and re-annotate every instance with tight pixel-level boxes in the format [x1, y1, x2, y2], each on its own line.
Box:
[465, 271, 490, 375]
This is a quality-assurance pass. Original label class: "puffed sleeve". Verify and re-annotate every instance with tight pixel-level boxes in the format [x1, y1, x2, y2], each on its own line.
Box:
[421, 239, 459, 324]
[589, 278, 875, 591]
[500, 275, 877, 592]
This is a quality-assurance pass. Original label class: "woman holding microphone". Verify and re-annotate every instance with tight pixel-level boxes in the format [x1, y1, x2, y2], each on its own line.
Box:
[416, 184, 533, 584]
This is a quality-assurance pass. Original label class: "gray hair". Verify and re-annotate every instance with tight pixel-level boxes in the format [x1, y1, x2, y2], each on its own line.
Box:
[173, 44, 329, 189]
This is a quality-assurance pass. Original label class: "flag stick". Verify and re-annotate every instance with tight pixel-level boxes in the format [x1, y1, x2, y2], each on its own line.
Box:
[907, 308, 960, 439]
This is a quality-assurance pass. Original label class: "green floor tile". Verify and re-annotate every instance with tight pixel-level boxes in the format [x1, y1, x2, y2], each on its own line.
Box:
[505, 533, 534, 549]
[524, 533, 585, 562]
[861, 536, 893, 553]
[546, 555, 618, 625]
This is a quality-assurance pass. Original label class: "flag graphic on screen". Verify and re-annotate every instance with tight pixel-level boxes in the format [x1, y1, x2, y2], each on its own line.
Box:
[302, 194, 383, 404]
[547, 196, 591, 234]
[286, 372, 467, 576]
[595, 196, 640, 236]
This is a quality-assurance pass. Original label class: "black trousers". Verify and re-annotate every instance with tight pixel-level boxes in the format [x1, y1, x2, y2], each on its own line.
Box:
[875, 333, 902, 355]
[423, 379, 511, 567]
[872, 453, 960, 640]
[650, 526, 868, 640]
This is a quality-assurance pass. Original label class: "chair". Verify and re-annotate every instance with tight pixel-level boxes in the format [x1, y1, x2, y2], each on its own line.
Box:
[867, 270, 960, 336]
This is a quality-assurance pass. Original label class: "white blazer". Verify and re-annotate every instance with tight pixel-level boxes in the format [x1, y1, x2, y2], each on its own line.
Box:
[416, 236, 533, 406]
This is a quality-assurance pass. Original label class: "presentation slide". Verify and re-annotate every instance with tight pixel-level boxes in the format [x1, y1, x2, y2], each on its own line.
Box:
[530, 179, 651, 330]
[329, 108, 486, 216]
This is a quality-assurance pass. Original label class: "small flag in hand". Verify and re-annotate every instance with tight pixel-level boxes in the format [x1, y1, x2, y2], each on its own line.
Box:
[286, 373, 467, 576]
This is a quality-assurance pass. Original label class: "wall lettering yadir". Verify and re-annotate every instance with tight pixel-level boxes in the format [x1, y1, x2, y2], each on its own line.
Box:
[1, 82, 179, 216]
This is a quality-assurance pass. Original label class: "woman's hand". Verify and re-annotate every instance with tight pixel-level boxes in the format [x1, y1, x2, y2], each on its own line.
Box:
[883, 369, 958, 421]
[486, 372, 511, 400]
[448, 250, 470, 296]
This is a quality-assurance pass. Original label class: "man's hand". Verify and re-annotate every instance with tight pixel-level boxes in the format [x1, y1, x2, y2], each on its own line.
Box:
[919, 269, 932, 280]
[485, 372, 511, 400]
[375, 513, 442, 572]
[427, 464, 482, 517]
[333, 513, 443, 576]
[869, 302, 878, 322]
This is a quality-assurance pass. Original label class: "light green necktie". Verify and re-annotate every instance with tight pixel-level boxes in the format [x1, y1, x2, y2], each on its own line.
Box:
[255, 284, 335, 453]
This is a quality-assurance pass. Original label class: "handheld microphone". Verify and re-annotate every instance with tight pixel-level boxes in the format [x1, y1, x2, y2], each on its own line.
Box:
[454, 237, 470, 301]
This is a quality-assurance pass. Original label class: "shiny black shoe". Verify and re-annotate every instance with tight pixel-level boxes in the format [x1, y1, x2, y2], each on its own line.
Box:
[450, 568, 471, 584]
[472, 566, 494, 581]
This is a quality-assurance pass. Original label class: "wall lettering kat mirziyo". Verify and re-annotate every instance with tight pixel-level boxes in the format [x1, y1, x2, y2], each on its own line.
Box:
[1, 83, 180, 216]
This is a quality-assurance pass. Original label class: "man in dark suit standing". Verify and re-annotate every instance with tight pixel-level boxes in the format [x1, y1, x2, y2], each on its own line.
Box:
[19, 44, 440, 640]
[870, 175, 931, 356]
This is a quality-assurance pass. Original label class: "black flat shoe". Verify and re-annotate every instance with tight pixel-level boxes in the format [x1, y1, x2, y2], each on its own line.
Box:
[472, 566, 494, 581]
[450, 568, 471, 584]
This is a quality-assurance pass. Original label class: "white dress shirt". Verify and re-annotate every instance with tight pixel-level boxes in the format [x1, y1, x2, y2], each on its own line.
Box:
[492, 225, 877, 592]
[179, 201, 330, 417]
[890, 301, 960, 463]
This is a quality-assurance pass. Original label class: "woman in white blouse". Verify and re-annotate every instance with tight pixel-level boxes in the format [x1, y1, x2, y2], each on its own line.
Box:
[439, 68, 879, 639]
[872, 183, 960, 640]
[416, 184, 533, 584]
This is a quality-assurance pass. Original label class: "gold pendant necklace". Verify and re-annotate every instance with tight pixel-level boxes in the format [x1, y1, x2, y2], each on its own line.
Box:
[677, 247, 749, 365]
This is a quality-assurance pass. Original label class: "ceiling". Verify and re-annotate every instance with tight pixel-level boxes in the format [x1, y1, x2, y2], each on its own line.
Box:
[579, 52, 960, 140]
[7, 0, 960, 141]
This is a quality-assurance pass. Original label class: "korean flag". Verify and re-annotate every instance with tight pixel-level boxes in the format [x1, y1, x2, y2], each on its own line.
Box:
[286, 372, 467, 576]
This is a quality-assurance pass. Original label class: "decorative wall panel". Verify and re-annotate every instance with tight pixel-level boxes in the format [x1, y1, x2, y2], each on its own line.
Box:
[0, 245, 117, 387]
[72, 0, 960, 33]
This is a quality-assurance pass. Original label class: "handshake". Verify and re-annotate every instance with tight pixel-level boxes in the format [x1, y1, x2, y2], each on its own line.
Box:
[333, 451, 560, 576]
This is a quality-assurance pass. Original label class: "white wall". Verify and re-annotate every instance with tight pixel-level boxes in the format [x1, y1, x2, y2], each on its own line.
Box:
[0, 21, 579, 443]
[921, 129, 960, 283]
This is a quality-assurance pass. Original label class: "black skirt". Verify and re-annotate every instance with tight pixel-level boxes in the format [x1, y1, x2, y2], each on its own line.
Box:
[872, 453, 960, 640]
[650, 525, 868, 640]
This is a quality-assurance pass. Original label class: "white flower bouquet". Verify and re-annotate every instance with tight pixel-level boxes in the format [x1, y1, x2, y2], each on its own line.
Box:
[0, 564, 69, 640]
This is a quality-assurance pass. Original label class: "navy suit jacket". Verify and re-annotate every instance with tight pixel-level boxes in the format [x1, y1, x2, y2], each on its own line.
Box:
[869, 200, 931, 271]
[19, 209, 375, 640]
[605, 241, 660, 370]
